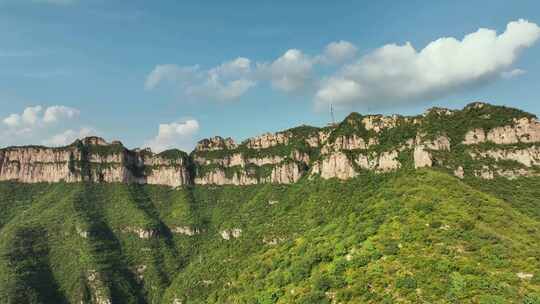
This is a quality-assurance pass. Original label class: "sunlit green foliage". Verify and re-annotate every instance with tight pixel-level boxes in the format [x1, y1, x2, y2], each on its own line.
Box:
[0, 169, 538, 303]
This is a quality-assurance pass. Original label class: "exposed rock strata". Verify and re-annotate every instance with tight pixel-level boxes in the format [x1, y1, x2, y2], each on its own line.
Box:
[311, 152, 358, 180]
[0, 138, 190, 187]
[463, 117, 540, 145]
[414, 135, 451, 168]
[470, 146, 540, 167]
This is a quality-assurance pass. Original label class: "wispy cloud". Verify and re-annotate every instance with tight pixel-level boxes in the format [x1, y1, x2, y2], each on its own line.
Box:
[501, 68, 527, 79]
[144, 40, 357, 101]
[145, 58, 256, 101]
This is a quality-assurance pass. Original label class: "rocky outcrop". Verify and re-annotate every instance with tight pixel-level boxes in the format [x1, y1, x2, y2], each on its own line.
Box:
[463, 117, 540, 145]
[0, 138, 191, 187]
[122, 227, 159, 239]
[0, 146, 79, 183]
[306, 130, 331, 148]
[311, 152, 357, 180]
[245, 132, 290, 149]
[414, 135, 451, 168]
[195, 136, 237, 151]
[355, 150, 401, 172]
[269, 162, 304, 184]
[220, 228, 242, 240]
[454, 166, 465, 179]
[463, 128, 486, 145]
[322, 135, 372, 153]
[172, 226, 201, 236]
[362, 115, 399, 133]
[194, 168, 259, 186]
[470, 146, 540, 167]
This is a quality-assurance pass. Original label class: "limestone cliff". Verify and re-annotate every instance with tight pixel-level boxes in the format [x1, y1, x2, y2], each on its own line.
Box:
[0, 137, 191, 187]
[1, 102, 539, 186]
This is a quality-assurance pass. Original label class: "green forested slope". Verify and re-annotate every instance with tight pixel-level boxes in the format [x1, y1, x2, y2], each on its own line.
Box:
[0, 170, 539, 303]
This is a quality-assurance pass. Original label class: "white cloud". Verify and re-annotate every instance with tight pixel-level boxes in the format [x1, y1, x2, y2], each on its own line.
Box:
[43, 106, 80, 123]
[21, 106, 43, 125]
[3, 114, 21, 127]
[501, 68, 526, 79]
[1, 105, 83, 147]
[145, 58, 255, 101]
[144, 64, 200, 90]
[209, 57, 252, 78]
[321, 40, 358, 64]
[2, 105, 79, 128]
[316, 78, 362, 107]
[257, 49, 314, 92]
[42, 127, 95, 146]
[315, 19, 540, 110]
[145, 119, 200, 152]
[202, 78, 256, 101]
[146, 41, 357, 98]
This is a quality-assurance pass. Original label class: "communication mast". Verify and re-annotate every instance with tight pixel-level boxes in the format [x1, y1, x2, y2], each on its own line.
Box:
[329, 104, 336, 126]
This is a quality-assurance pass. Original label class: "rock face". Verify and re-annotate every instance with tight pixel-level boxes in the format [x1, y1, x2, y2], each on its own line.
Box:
[470, 146, 540, 167]
[311, 152, 357, 180]
[195, 136, 237, 151]
[246, 132, 290, 149]
[463, 117, 540, 145]
[414, 135, 451, 169]
[0, 138, 191, 187]
[220, 228, 242, 240]
[172, 226, 201, 236]
[1, 102, 539, 185]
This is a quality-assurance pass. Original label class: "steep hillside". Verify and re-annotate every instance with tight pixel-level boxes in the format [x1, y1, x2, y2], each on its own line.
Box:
[0, 169, 539, 303]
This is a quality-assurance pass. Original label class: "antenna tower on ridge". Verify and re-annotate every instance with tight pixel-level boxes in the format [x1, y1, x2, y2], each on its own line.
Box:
[330, 104, 336, 125]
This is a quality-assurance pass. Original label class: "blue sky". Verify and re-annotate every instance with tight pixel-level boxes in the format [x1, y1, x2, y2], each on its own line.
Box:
[1, 0, 539, 151]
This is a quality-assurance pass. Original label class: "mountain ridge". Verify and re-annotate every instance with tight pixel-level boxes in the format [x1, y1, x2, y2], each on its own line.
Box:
[1, 101, 539, 187]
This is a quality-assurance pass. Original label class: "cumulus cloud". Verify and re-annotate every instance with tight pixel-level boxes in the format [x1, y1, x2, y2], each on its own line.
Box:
[145, 119, 200, 152]
[21, 105, 43, 125]
[1, 105, 84, 147]
[3, 114, 21, 128]
[501, 68, 527, 79]
[43, 106, 80, 123]
[2, 105, 79, 128]
[315, 19, 540, 110]
[2, 106, 42, 127]
[256, 49, 314, 93]
[320, 40, 358, 64]
[42, 127, 95, 146]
